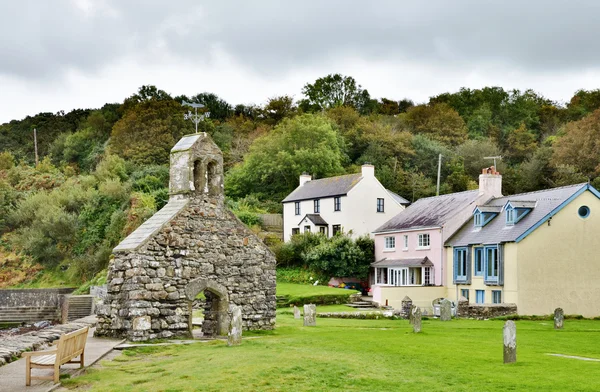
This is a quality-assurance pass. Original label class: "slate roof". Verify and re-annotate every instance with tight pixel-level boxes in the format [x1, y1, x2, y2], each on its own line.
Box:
[476, 205, 502, 213]
[282, 173, 362, 203]
[371, 257, 434, 268]
[114, 199, 189, 252]
[374, 190, 482, 233]
[387, 190, 410, 205]
[447, 183, 589, 246]
[507, 200, 537, 209]
[299, 214, 328, 226]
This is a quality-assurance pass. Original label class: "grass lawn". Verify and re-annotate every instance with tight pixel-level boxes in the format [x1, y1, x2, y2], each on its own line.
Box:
[276, 282, 359, 297]
[64, 314, 600, 391]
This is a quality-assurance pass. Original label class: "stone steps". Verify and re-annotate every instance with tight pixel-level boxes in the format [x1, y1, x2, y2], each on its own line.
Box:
[345, 301, 379, 310]
[68, 296, 94, 321]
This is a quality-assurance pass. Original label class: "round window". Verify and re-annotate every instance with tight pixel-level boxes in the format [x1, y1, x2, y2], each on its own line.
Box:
[578, 205, 590, 218]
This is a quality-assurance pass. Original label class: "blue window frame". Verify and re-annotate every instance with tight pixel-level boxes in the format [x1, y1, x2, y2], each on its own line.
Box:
[476, 290, 485, 304]
[506, 207, 515, 225]
[294, 202, 300, 215]
[474, 247, 484, 276]
[461, 289, 469, 300]
[484, 246, 499, 284]
[334, 197, 341, 211]
[454, 247, 468, 282]
[314, 199, 320, 213]
[492, 290, 502, 304]
[474, 212, 482, 227]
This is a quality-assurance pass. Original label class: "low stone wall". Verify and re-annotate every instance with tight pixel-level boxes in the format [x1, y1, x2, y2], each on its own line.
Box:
[0, 288, 74, 308]
[458, 298, 517, 319]
[317, 310, 403, 320]
[0, 316, 95, 367]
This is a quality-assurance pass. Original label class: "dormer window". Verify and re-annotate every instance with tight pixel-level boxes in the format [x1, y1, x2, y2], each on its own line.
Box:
[473, 206, 501, 228]
[474, 212, 482, 227]
[506, 207, 516, 225]
[504, 200, 535, 226]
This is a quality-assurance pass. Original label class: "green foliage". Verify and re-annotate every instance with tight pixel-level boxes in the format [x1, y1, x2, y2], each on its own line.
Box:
[276, 267, 328, 285]
[403, 103, 468, 146]
[273, 232, 325, 268]
[0, 151, 15, 170]
[303, 235, 373, 278]
[300, 73, 372, 114]
[225, 114, 345, 200]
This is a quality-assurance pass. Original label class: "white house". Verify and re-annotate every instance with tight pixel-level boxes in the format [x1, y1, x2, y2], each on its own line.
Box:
[282, 164, 409, 241]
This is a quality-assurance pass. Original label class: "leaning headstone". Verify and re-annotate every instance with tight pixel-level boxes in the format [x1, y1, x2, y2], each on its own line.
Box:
[413, 307, 422, 333]
[554, 308, 564, 330]
[227, 305, 242, 346]
[409, 305, 417, 324]
[440, 299, 451, 321]
[503, 320, 517, 363]
[303, 304, 316, 327]
[293, 306, 301, 319]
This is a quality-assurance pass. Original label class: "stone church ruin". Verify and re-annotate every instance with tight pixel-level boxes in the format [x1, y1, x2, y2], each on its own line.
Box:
[96, 133, 277, 341]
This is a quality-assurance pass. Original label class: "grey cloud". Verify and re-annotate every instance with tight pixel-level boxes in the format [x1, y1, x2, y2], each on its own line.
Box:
[2, 0, 600, 82]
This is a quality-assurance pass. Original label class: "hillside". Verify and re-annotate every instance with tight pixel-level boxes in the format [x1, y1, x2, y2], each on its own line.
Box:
[2, 76, 600, 288]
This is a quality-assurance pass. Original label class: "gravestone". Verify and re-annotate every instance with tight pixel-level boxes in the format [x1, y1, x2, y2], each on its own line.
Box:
[503, 320, 517, 363]
[293, 306, 301, 319]
[409, 305, 417, 324]
[303, 304, 316, 327]
[413, 307, 422, 333]
[554, 308, 564, 330]
[401, 296, 413, 319]
[227, 305, 242, 346]
[440, 299, 451, 321]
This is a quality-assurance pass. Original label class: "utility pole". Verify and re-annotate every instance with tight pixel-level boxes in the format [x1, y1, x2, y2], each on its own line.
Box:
[436, 154, 442, 196]
[33, 128, 39, 166]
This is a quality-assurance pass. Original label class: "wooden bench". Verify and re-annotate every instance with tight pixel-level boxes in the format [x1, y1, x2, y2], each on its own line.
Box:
[22, 326, 89, 385]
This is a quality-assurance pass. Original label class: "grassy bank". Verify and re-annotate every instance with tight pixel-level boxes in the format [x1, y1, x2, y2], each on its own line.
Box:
[63, 314, 600, 391]
[276, 282, 359, 307]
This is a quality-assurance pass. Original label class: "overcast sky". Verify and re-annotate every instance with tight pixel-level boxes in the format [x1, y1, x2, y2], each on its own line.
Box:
[2, 0, 600, 124]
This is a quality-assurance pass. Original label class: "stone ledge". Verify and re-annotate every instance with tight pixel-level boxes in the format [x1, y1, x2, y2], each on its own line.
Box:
[0, 316, 96, 367]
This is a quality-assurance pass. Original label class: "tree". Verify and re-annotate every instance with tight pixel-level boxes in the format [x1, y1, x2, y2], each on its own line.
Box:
[225, 114, 345, 200]
[262, 95, 297, 125]
[191, 92, 232, 122]
[300, 74, 371, 113]
[505, 123, 538, 163]
[456, 139, 505, 179]
[403, 103, 468, 146]
[553, 108, 600, 177]
[566, 89, 600, 121]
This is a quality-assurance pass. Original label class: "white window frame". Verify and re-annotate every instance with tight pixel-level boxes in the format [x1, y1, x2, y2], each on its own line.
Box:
[417, 233, 430, 249]
[294, 202, 301, 216]
[374, 267, 424, 287]
[384, 236, 395, 251]
[403, 235, 408, 250]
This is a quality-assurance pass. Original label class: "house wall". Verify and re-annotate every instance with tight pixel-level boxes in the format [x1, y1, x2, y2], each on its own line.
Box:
[516, 190, 600, 317]
[374, 227, 443, 285]
[445, 244, 519, 306]
[372, 285, 447, 314]
[283, 175, 404, 241]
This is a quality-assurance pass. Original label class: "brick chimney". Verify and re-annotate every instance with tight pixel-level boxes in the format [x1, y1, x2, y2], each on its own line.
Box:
[361, 163, 375, 177]
[479, 166, 502, 197]
[299, 172, 312, 186]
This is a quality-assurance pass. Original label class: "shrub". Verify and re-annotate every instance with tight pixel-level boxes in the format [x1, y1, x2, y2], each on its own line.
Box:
[276, 267, 328, 285]
[303, 234, 372, 278]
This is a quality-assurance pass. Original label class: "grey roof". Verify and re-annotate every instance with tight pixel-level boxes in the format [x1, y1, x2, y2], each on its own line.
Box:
[371, 257, 434, 268]
[113, 199, 188, 252]
[374, 190, 481, 233]
[171, 134, 201, 152]
[476, 206, 502, 213]
[507, 200, 537, 209]
[387, 190, 410, 205]
[282, 173, 362, 203]
[300, 214, 328, 226]
[447, 183, 587, 246]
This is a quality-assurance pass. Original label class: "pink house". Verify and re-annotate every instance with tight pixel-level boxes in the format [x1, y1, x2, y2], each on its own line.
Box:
[370, 168, 502, 310]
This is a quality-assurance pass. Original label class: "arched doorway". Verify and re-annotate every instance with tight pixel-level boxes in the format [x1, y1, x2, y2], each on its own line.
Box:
[184, 278, 230, 338]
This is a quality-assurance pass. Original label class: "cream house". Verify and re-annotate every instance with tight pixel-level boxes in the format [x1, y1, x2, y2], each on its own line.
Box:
[282, 164, 409, 241]
[445, 182, 600, 317]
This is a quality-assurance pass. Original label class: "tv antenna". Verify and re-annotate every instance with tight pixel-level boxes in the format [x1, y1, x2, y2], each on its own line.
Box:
[182, 101, 210, 133]
[483, 156, 502, 168]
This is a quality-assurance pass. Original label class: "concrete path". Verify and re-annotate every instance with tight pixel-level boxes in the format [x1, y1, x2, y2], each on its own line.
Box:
[0, 327, 124, 392]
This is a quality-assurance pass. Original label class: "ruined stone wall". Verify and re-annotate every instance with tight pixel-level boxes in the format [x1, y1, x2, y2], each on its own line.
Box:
[457, 298, 517, 319]
[96, 195, 276, 341]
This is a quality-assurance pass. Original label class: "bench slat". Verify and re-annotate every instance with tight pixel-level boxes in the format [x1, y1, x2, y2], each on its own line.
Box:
[31, 354, 57, 365]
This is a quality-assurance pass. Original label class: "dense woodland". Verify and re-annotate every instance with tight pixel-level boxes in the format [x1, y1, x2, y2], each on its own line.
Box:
[1, 74, 600, 286]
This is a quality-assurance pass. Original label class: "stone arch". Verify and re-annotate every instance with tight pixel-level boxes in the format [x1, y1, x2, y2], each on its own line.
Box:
[184, 278, 230, 337]
[192, 159, 204, 195]
[206, 160, 220, 196]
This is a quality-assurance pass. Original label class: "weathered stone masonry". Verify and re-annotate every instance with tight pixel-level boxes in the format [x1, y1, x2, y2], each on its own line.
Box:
[95, 133, 276, 341]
